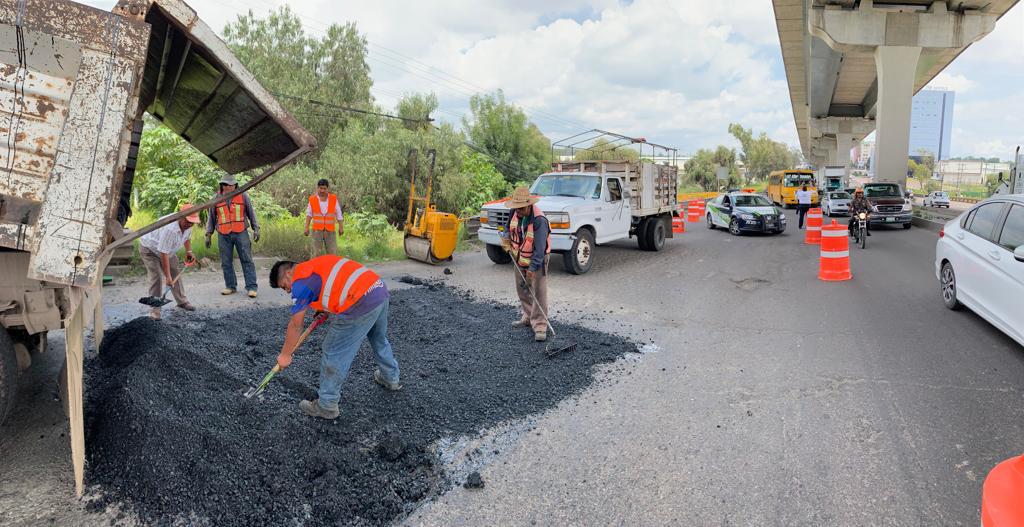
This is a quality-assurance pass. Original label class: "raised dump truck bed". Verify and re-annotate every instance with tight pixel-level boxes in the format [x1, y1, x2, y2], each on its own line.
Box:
[0, 0, 314, 495]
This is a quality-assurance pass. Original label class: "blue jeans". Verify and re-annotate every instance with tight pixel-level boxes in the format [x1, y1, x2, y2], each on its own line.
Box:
[317, 299, 399, 411]
[218, 231, 257, 291]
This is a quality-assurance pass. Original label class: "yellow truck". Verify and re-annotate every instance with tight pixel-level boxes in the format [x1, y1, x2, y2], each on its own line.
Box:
[0, 0, 314, 494]
[767, 169, 819, 208]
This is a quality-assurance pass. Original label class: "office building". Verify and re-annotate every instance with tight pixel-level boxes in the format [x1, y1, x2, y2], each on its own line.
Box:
[908, 89, 955, 161]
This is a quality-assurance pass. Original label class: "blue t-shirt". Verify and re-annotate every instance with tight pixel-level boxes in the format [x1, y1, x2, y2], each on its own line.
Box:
[290, 274, 388, 319]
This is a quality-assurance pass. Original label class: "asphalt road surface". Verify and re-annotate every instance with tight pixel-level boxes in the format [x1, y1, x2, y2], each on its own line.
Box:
[3, 218, 1022, 526]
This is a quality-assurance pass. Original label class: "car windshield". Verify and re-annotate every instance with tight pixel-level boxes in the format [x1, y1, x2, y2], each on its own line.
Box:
[733, 195, 773, 207]
[936, 192, 948, 198]
[864, 184, 901, 198]
[530, 174, 600, 198]
[830, 192, 851, 200]
[784, 173, 814, 187]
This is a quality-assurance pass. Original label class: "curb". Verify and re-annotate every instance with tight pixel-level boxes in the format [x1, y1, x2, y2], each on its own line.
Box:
[912, 216, 945, 232]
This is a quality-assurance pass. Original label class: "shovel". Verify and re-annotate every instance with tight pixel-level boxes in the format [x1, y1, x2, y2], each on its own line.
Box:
[244, 312, 330, 399]
[138, 260, 194, 307]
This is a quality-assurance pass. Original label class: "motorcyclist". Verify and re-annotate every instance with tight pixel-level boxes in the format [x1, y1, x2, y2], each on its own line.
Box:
[848, 188, 871, 237]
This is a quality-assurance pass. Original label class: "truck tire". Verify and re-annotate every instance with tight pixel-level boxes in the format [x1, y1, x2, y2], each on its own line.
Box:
[636, 218, 651, 250]
[642, 217, 666, 251]
[0, 329, 18, 426]
[903, 222, 912, 230]
[485, 244, 512, 264]
[563, 229, 595, 275]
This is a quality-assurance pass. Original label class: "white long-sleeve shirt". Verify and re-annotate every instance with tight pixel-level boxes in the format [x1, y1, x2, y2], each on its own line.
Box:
[305, 197, 343, 220]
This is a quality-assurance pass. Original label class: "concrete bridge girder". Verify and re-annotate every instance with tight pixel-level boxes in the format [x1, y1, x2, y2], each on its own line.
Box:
[807, 0, 998, 185]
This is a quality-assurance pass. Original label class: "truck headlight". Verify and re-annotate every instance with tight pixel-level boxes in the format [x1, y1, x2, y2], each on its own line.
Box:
[871, 205, 880, 212]
[545, 212, 570, 230]
[901, 203, 913, 212]
[479, 210, 489, 224]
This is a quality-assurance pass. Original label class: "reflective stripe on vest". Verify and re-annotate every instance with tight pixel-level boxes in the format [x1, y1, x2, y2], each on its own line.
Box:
[509, 205, 551, 268]
[292, 255, 380, 314]
[310, 194, 338, 232]
[215, 194, 246, 235]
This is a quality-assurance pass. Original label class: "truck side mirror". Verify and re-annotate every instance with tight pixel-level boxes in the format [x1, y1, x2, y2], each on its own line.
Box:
[622, 188, 631, 198]
[1015, 245, 1024, 263]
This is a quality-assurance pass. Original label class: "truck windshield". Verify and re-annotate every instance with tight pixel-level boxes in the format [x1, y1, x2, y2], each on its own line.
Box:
[784, 173, 814, 187]
[733, 195, 773, 207]
[864, 184, 901, 198]
[531, 174, 601, 198]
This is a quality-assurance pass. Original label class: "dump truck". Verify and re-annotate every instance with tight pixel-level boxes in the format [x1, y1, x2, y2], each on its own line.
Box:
[0, 0, 315, 495]
[478, 160, 678, 274]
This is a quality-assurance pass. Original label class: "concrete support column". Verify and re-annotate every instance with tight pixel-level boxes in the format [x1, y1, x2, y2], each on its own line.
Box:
[835, 133, 856, 178]
[872, 46, 920, 185]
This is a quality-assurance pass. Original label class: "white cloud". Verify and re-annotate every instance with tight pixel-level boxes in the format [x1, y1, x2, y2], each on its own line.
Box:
[927, 72, 976, 93]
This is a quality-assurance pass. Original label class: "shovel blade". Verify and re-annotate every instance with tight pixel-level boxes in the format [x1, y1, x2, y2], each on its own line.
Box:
[138, 296, 171, 307]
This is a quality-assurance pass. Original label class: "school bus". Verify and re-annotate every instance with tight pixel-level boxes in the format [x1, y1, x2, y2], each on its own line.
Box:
[767, 169, 819, 208]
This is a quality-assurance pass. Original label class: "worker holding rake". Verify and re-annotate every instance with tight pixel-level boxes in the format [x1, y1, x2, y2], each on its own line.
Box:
[269, 255, 400, 420]
[503, 187, 552, 342]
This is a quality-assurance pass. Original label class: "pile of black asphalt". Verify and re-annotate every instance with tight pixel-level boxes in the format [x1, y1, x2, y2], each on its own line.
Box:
[84, 280, 636, 526]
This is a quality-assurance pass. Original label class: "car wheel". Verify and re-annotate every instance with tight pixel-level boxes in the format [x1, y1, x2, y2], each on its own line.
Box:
[706, 213, 715, 230]
[564, 229, 595, 275]
[485, 243, 512, 265]
[941, 262, 961, 310]
[0, 329, 18, 426]
[728, 218, 741, 236]
[636, 218, 651, 250]
[643, 218, 666, 252]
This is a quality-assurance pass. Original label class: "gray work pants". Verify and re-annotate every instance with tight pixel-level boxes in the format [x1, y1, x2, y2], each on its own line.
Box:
[310, 229, 338, 255]
[140, 246, 189, 307]
[514, 256, 550, 333]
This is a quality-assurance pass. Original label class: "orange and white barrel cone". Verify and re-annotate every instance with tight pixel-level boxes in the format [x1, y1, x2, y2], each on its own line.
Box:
[686, 200, 702, 223]
[804, 207, 823, 245]
[818, 220, 852, 281]
[672, 205, 686, 233]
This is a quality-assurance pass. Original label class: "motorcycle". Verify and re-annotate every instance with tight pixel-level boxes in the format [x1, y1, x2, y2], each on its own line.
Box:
[852, 211, 868, 249]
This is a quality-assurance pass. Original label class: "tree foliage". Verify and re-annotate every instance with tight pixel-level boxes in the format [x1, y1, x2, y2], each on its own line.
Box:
[728, 123, 800, 181]
[463, 90, 551, 183]
[683, 146, 741, 191]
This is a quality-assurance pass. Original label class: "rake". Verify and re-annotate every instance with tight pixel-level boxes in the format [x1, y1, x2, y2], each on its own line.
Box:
[243, 312, 330, 399]
[510, 258, 577, 358]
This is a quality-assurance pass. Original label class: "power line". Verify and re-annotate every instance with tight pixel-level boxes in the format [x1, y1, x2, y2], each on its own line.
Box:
[274, 92, 432, 124]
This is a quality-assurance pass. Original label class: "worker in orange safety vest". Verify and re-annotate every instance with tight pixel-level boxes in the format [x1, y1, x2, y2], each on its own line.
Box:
[304, 178, 344, 255]
[501, 187, 552, 342]
[269, 255, 399, 420]
[205, 174, 260, 297]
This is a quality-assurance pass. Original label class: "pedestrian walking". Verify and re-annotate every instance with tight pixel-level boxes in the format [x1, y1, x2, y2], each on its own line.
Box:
[205, 174, 260, 298]
[502, 187, 551, 342]
[796, 184, 813, 229]
[269, 255, 399, 420]
[304, 179, 343, 255]
[139, 204, 200, 320]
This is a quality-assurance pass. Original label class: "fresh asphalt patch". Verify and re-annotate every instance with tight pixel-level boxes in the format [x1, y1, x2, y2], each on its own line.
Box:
[84, 281, 637, 526]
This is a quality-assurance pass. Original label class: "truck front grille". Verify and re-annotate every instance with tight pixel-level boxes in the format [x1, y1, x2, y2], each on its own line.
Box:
[877, 205, 902, 213]
[487, 209, 510, 227]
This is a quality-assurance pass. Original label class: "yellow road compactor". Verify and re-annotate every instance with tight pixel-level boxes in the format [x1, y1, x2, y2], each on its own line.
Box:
[403, 149, 459, 264]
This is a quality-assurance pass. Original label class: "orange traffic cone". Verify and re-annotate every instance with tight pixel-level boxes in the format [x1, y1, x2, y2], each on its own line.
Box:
[819, 220, 852, 281]
[982, 454, 1024, 527]
[686, 200, 704, 223]
[804, 207, 823, 245]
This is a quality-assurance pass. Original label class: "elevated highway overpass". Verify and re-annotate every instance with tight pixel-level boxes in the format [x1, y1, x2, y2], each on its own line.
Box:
[772, 0, 1019, 186]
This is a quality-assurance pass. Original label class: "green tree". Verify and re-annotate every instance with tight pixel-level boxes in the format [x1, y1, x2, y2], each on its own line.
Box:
[463, 90, 551, 183]
[573, 137, 640, 161]
[728, 123, 798, 182]
[457, 151, 512, 216]
[222, 6, 373, 150]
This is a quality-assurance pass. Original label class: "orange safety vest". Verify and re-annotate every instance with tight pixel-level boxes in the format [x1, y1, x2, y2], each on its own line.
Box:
[309, 193, 338, 232]
[509, 205, 551, 268]
[291, 255, 380, 314]
[215, 193, 246, 235]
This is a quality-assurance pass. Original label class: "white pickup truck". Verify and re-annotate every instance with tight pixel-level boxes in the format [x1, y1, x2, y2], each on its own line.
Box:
[478, 160, 678, 274]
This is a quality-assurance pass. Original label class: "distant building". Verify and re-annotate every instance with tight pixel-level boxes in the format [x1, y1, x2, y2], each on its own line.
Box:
[856, 141, 874, 169]
[936, 159, 1011, 186]
[909, 89, 955, 161]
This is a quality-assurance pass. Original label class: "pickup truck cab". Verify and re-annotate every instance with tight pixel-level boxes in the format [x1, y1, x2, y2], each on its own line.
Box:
[863, 182, 913, 229]
[479, 161, 677, 274]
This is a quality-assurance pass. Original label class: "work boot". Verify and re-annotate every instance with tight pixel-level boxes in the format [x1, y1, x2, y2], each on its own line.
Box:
[373, 369, 402, 391]
[534, 330, 547, 342]
[511, 318, 530, 328]
[177, 303, 196, 312]
[299, 399, 339, 420]
[149, 308, 161, 321]
[221, 288, 236, 295]
[247, 290, 258, 298]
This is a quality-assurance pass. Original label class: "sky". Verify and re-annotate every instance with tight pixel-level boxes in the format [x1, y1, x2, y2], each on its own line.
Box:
[81, 0, 1023, 160]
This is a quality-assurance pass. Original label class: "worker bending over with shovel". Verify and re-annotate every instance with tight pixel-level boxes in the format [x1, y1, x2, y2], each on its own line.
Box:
[502, 187, 551, 342]
[269, 255, 400, 420]
[138, 204, 199, 320]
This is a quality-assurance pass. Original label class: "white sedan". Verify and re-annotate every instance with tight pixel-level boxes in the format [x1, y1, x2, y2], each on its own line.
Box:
[935, 195, 1024, 347]
[924, 191, 951, 208]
